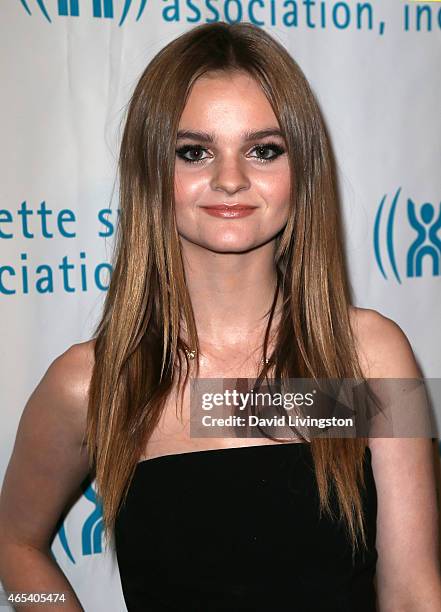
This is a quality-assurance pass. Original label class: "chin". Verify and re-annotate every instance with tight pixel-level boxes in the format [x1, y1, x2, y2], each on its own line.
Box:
[201, 237, 265, 254]
[179, 230, 275, 254]
[207, 244, 257, 254]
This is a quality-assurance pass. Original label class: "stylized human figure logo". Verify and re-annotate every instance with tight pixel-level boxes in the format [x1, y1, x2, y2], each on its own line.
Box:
[19, 0, 148, 25]
[58, 0, 79, 16]
[58, 0, 113, 17]
[407, 199, 441, 277]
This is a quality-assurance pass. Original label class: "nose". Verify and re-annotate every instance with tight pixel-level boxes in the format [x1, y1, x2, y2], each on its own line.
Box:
[209, 154, 251, 196]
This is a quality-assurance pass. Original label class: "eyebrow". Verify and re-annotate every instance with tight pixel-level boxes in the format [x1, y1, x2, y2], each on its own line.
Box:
[176, 128, 285, 142]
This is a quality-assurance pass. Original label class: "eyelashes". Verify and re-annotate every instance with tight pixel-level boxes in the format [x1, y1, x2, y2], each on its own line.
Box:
[175, 142, 286, 165]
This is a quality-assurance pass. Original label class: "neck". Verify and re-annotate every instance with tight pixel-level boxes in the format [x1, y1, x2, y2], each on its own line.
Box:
[180, 238, 282, 351]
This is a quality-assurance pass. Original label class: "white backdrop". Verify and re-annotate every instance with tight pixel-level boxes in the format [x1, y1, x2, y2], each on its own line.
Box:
[1, 1, 440, 610]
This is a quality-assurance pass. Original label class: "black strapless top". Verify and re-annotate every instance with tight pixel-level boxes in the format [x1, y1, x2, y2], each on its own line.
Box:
[114, 443, 378, 612]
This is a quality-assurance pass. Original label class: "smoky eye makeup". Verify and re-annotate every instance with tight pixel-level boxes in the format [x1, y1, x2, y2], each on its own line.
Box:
[175, 141, 286, 165]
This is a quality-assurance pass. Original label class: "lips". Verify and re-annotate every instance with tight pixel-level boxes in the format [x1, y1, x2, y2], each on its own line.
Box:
[201, 205, 257, 210]
[199, 204, 258, 219]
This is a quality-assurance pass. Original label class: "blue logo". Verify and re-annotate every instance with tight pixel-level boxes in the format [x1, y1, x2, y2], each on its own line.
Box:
[374, 187, 441, 283]
[18, 0, 148, 26]
[52, 481, 104, 564]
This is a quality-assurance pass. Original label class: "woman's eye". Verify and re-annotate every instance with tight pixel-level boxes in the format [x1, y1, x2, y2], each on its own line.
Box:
[175, 142, 286, 165]
[250, 143, 286, 163]
[175, 145, 209, 164]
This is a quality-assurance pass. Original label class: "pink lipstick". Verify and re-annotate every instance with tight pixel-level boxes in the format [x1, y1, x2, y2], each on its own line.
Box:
[200, 205, 257, 219]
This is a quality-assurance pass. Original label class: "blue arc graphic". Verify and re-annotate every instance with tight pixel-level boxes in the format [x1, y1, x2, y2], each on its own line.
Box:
[57, 523, 76, 564]
[19, 0, 52, 22]
[373, 187, 402, 284]
[119, 0, 149, 25]
[387, 188, 402, 283]
[373, 195, 387, 279]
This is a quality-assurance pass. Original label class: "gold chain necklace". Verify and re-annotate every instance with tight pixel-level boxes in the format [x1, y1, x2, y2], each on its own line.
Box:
[184, 347, 270, 365]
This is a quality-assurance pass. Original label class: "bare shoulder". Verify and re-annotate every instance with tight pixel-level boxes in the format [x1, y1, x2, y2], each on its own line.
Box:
[0, 339, 97, 550]
[348, 305, 421, 378]
[348, 308, 441, 607]
[42, 338, 97, 442]
[52, 339, 96, 394]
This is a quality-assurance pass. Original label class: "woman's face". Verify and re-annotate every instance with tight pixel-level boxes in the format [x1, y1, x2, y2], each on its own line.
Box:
[174, 71, 291, 254]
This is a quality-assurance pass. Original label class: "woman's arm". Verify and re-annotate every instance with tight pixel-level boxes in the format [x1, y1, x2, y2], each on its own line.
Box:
[353, 307, 441, 612]
[0, 342, 94, 611]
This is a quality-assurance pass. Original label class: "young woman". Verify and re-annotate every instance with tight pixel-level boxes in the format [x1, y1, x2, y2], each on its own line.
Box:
[1, 22, 440, 612]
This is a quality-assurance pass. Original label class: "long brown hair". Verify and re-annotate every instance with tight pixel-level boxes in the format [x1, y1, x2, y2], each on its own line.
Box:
[85, 22, 370, 554]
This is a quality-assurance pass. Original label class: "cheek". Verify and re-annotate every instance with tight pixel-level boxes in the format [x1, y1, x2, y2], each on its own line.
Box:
[254, 167, 291, 206]
[174, 169, 207, 208]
